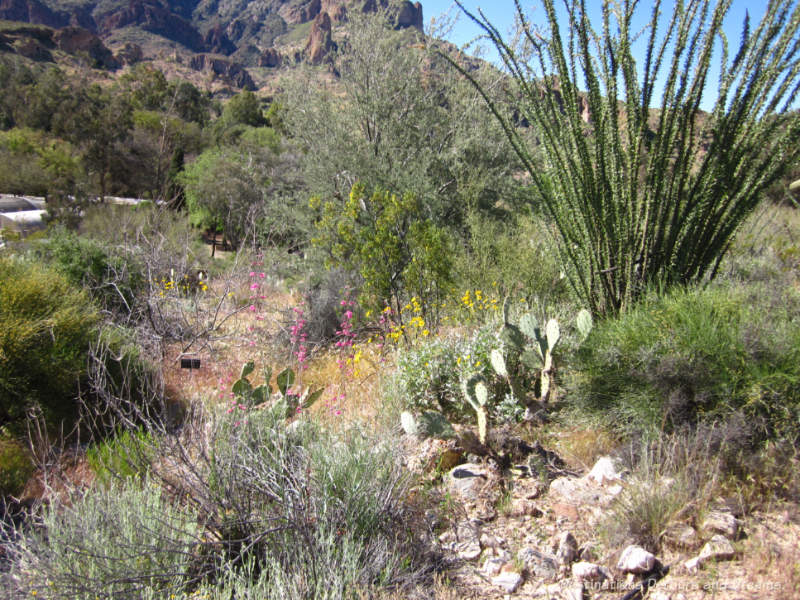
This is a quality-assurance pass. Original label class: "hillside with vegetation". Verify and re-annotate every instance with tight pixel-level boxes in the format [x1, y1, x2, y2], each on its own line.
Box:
[1, 0, 800, 599]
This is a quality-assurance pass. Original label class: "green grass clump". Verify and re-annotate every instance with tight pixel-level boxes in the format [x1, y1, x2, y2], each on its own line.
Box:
[570, 282, 800, 444]
[86, 428, 154, 486]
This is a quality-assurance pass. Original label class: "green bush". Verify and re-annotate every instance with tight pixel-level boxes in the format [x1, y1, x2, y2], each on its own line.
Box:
[454, 212, 569, 304]
[312, 183, 454, 325]
[0, 257, 99, 432]
[569, 282, 800, 443]
[32, 228, 145, 317]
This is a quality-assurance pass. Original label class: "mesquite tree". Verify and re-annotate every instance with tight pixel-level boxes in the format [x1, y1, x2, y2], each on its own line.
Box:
[449, 0, 800, 315]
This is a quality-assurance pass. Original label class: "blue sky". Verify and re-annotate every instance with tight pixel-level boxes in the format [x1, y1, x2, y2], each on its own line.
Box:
[422, 0, 782, 111]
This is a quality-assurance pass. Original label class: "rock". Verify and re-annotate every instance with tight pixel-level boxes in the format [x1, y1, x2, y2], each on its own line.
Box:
[305, 11, 336, 65]
[551, 502, 579, 521]
[563, 581, 585, 600]
[492, 569, 523, 594]
[259, 47, 282, 68]
[482, 556, 507, 576]
[203, 23, 236, 55]
[511, 498, 543, 517]
[100, 0, 205, 52]
[556, 532, 579, 565]
[550, 476, 582, 497]
[701, 510, 740, 539]
[663, 523, 700, 549]
[480, 532, 501, 550]
[447, 463, 488, 501]
[587, 456, 622, 485]
[116, 42, 143, 65]
[698, 534, 735, 561]
[571, 561, 611, 583]
[453, 520, 481, 561]
[684, 535, 736, 573]
[187, 54, 255, 89]
[518, 547, 559, 581]
[281, 0, 321, 24]
[54, 25, 118, 68]
[393, 0, 423, 30]
[617, 545, 657, 574]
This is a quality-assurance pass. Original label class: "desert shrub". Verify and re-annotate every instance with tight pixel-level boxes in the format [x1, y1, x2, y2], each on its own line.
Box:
[601, 435, 718, 552]
[393, 326, 499, 420]
[201, 408, 426, 597]
[311, 183, 454, 325]
[454, 212, 569, 305]
[569, 282, 800, 444]
[0, 257, 99, 432]
[0, 432, 34, 497]
[6, 475, 201, 599]
[31, 227, 146, 318]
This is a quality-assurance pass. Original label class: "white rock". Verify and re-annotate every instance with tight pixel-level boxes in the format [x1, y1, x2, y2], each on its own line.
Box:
[448, 463, 489, 501]
[571, 561, 610, 582]
[587, 456, 622, 485]
[617, 545, 657, 574]
[491, 571, 523, 593]
[550, 476, 584, 497]
[562, 581, 585, 600]
[482, 556, 507, 576]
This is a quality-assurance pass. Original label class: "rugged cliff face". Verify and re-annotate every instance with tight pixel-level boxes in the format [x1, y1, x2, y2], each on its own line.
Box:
[0, 0, 426, 89]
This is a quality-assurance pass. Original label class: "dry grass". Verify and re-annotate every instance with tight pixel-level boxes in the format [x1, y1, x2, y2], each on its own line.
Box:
[553, 425, 620, 471]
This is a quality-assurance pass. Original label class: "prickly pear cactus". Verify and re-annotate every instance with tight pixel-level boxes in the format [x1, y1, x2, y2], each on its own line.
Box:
[462, 374, 489, 444]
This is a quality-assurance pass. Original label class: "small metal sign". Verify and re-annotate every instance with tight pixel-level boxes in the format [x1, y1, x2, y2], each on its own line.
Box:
[180, 357, 201, 369]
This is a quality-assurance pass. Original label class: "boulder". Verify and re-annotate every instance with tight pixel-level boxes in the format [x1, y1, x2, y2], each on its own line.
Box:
[447, 463, 489, 502]
[518, 547, 559, 581]
[571, 561, 612, 583]
[491, 569, 523, 594]
[587, 456, 622, 485]
[701, 510, 740, 539]
[616, 545, 657, 574]
[555, 531, 578, 565]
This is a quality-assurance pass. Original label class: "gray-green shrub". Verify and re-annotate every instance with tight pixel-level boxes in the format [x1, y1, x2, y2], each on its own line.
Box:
[7, 475, 201, 599]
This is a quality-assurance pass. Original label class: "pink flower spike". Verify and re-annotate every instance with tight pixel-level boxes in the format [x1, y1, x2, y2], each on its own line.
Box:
[340, 300, 347, 306]
[249, 271, 255, 277]
[226, 407, 234, 413]
[234, 421, 240, 427]
[335, 410, 342, 416]
[250, 283, 259, 290]
[249, 305, 257, 311]
[344, 310, 353, 319]
[259, 273, 265, 278]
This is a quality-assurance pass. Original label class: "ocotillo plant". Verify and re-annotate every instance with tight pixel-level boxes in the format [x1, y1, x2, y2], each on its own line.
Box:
[447, 0, 800, 315]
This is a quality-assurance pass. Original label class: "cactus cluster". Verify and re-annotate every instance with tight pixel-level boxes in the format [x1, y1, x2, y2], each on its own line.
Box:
[232, 361, 322, 418]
